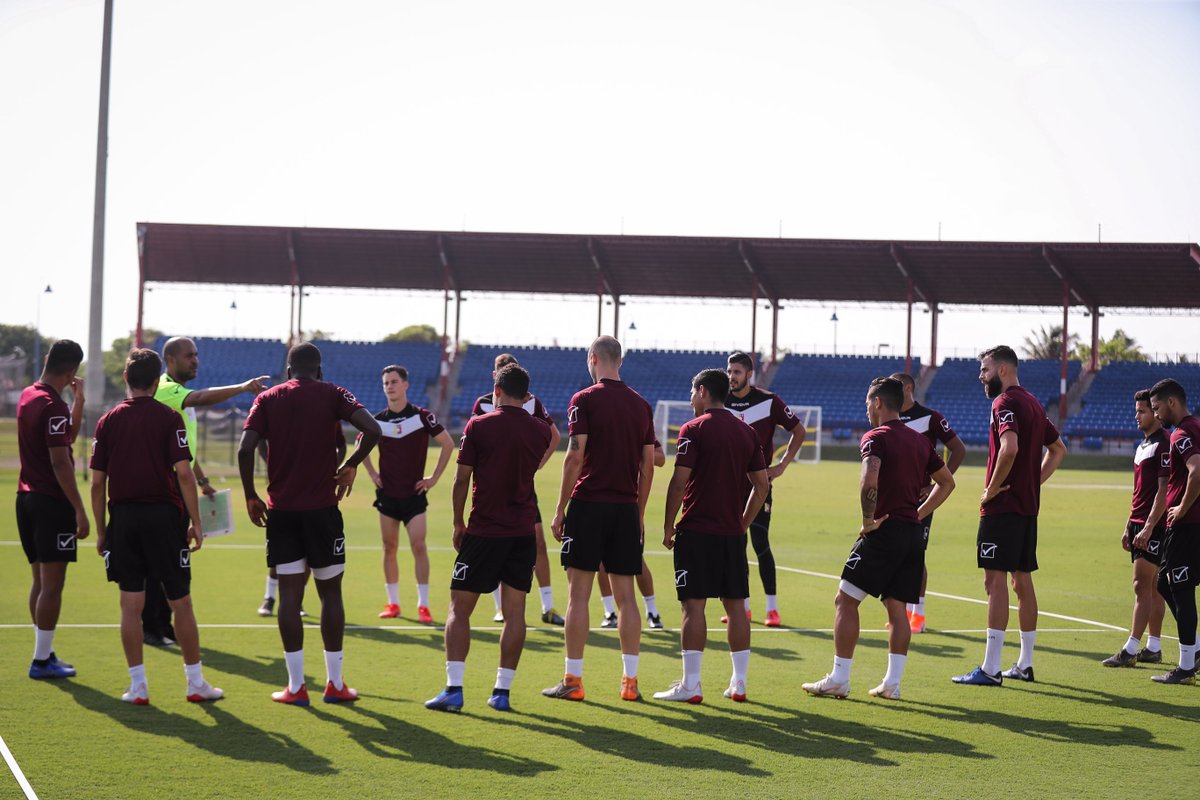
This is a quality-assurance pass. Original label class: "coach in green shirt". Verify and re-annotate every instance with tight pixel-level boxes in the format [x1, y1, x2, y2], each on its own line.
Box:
[141, 336, 270, 645]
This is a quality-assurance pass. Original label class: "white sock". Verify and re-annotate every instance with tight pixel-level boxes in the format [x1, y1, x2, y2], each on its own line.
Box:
[266, 576, 278, 600]
[184, 661, 204, 686]
[128, 663, 147, 688]
[730, 649, 750, 682]
[743, 597, 751, 612]
[493, 589, 503, 612]
[644, 595, 659, 617]
[882, 653, 907, 686]
[1017, 630, 1037, 670]
[1147, 635, 1162, 653]
[621, 654, 639, 679]
[540, 586, 554, 614]
[33, 627, 55, 661]
[601, 595, 616, 616]
[284, 649, 305, 693]
[906, 602, 915, 614]
[831, 655, 852, 684]
[915, 596, 926, 616]
[446, 660, 466, 688]
[765, 595, 778, 613]
[983, 628, 1005, 675]
[565, 657, 583, 678]
[324, 650, 344, 690]
[495, 667, 515, 691]
[1124, 636, 1141, 655]
[385, 582, 400, 606]
[416, 583, 429, 608]
[1179, 642, 1197, 671]
[682, 650, 703, 687]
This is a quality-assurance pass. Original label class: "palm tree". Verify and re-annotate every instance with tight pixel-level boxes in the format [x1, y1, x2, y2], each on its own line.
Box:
[1073, 328, 1147, 366]
[1021, 324, 1080, 361]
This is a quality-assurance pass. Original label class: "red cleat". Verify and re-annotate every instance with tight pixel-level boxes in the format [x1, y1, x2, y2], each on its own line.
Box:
[271, 684, 310, 706]
[378, 603, 401, 619]
[765, 610, 782, 627]
[323, 681, 359, 704]
[417, 606, 434, 624]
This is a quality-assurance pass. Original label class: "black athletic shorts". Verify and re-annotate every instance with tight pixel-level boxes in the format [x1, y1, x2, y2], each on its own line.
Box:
[1159, 524, 1200, 590]
[266, 506, 346, 570]
[749, 487, 773, 535]
[672, 530, 749, 601]
[976, 513, 1038, 573]
[374, 490, 429, 525]
[1127, 519, 1166, 565]
[840, 519, 924, 604]
[104, 502, 191, 600]
[451, 533, 536, 594]
[16, 492, 78, 565]
[532, 490, 542, 525]
[560, 499, 642, 575]
[920, 511, 935, 551]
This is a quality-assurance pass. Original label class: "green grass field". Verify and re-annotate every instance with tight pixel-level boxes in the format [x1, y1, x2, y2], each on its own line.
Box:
[2, 446, 1199, 798]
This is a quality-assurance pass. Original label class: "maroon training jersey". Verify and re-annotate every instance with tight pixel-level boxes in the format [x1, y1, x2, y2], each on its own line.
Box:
[567, 379, 656, 503]
[1130, 428, 1170, 524]
[982, 385, 1061, 518]
[472, 392, 554, 426]
[1166, 416, 1200, 525]
[458, 405, 552, 537]
[860, 420, 946, 524]
[675, 409, 767, 535]
[16, 383, 74, 499]
[244, 379, 364, 511]
[725, 386, 801, 462]
[90, 396, 191, 509]
[373, 404, 445, 498]
[899, 402, 958, 449]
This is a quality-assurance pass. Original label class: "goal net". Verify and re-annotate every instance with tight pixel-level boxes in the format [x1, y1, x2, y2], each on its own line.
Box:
[653, 401, 822, 463]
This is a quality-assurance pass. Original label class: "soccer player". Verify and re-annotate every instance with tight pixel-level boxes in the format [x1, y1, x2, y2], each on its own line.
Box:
[238, 343, 381, 705]
[953, 346, 1066, 687]
[425, 364, 552, 712]
[1102, 389, 1170, 667]
[891, 372, 967, 633]
[16, 339, 88, 680]
[91, 348, 222, 704]
[544, 335, 656, 702]
[724, 351, 805, 626]
[470, 353, 564, 626]
[1146, 378, 1200, 684]
[654, 369, 768, 703]
[362, 365, 454, 623]
[802, 377, 955, 700]
[148, 336, 269, 645]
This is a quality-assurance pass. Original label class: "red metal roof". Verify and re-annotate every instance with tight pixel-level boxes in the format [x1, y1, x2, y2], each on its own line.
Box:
[138, 222, 1200, 310]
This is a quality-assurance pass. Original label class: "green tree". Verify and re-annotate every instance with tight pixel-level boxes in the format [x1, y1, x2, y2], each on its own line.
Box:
[300, 330, 335, 341]
[384, 324, 440, 343]
[1021, 324, 1080, 361]
[103, 329, 164, 399]
[1073, 328, 1147, 366]
[0, 323, 54, 379]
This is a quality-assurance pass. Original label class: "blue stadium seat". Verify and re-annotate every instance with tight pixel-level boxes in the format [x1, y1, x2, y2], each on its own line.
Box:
[769, 355, 922, 431]
[1064, 361, 1200, 439]
[150, 336, 287, 410]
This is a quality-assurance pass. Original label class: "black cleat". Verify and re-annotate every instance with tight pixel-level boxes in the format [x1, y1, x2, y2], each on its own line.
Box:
[1150, 666, 1196, 685]
[600, 612, 618, 629]
[1136, 647, 1163, 664]
[1101, 649, 1138, 668]
[1001, 663, 1035, 682]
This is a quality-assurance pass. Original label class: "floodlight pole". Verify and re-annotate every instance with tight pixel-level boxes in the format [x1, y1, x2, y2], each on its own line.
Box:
[1059, 281, 1070, 420]
[905, 279, 914, 373]
[929, 302, 939, 368]
[135, 224, 145, 347]
[750, 283, 758, 359]
[86, 0, 114, 424]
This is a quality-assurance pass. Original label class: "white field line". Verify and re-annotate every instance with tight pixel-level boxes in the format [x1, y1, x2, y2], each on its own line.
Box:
[1042, 484, 1128, 490]
[0, 734, 39, 800]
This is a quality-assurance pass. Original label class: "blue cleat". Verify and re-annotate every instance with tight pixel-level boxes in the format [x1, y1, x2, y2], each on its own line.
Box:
[425, 687, 464, 712]
[29, 658, 76, 680]
[1002, 664, 1035, 682]
[951, 666, 1002, 686]
[487, 692, 512, 712]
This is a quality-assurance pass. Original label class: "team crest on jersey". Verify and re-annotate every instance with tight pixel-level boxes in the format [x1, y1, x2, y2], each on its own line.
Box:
[1178, 436, 1194, 454]
[567, 406, 579, 426]
[427, 411, 438, 427]
[860, 440, 872, 456]
[784, 405, 795, 419]
[676, 437, 691, 456]
[333, 537, 345, 555]
[1171, 566, 1190, 584]
[997, 410, 1015, 425]
[979, 542, 998, 559]
[674, 570, 688, 587]
[941, 418, 951, 431]
[176, 430, 188, 448]
[459, 434, 467, 450]
[453, 562, 468, 581]
[180, 549, 191, 568]
[57, 533, 75, 551]
[48, 416, 68, 435]
[1162, 453, 1171, 468]
[341, 388, 357, 404]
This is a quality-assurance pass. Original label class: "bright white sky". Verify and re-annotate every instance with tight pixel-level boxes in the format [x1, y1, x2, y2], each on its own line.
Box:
[2, 0, 1198, 363]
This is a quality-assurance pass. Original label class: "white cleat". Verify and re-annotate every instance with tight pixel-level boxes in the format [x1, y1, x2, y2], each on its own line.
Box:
[492, 611, 505, 623]
[652, 680, 703, 704]
[802, 674, 850, 699]
[121, 682, 150, 705]
[186, 680, 225, 703]
[723, 678, 747, 702]
[867, 681, 901, 700]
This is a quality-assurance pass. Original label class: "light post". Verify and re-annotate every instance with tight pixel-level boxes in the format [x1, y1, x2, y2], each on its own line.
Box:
[230, 299, 238, 337]
[33, 284, 52, 379]
[830, 309, 839, 355]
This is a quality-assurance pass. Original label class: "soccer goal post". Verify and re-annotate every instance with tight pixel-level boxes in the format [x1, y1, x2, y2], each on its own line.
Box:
[653, 401, 822, 463]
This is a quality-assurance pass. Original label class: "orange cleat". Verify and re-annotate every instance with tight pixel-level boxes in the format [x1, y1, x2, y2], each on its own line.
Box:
[542, 674, 585, 701]
[378, 603, 401, 619]
[620, 675, 642, 701]
[720, 609, 753, 623]
[417, 606, 434, 624]
[909, 612, 926, 634]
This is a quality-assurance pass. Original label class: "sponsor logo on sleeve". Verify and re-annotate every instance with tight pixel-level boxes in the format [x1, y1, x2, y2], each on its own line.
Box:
[333, 537, 345, 556]
[427, 411, 438, 427]
[567, 406, 579, 426]
[1171, 566, 1190, 584]
[1178, 436, 1194, 455]
[453, 562, 468, 581]
[941, 418, 951, 431]
[674, 570, 688, 587]
[57, 533, 75, 551]
[860, 439, 873, 456]
[676, 437, 691, 456]
[48, 416, 68, 435]
[784, 405, 795, 419]
[341, 389, 357, 404]
[1162, 453, 1171, 468]
[180, 549, 191, 568]
[844, 551, 861, 570]
[997, 410, 1015, 426]
[980, 542, 998, 559]
[458, 434, 467, 450]
[176, 430, 189, 449]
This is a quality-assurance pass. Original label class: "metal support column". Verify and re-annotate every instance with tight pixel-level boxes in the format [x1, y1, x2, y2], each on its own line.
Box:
[135, 225, 146, 348]
[1089, 306, 1100, 373]
[86, 0, 114, 425]
[770, 303, 779, 368]
[613, 295, 620, 338]
[929, 302, 939, 368]
[1059, 281, 1070, 419]
[750, 283, 758, 358]
[905, 279, 913, 373]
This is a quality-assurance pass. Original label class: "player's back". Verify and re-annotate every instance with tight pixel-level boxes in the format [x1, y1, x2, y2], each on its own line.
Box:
[92, 396, 188, 507]
[569, 379, 655, 504]
[16, 383, 72, 498]
[862, 420, 944, 524]
[677, 409, 764, 535]
[462, 406, 552, 535]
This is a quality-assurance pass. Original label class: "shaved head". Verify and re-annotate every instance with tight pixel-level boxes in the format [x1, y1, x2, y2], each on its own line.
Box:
[162, 336, 195, 361]
[589, 335, 623, 366]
